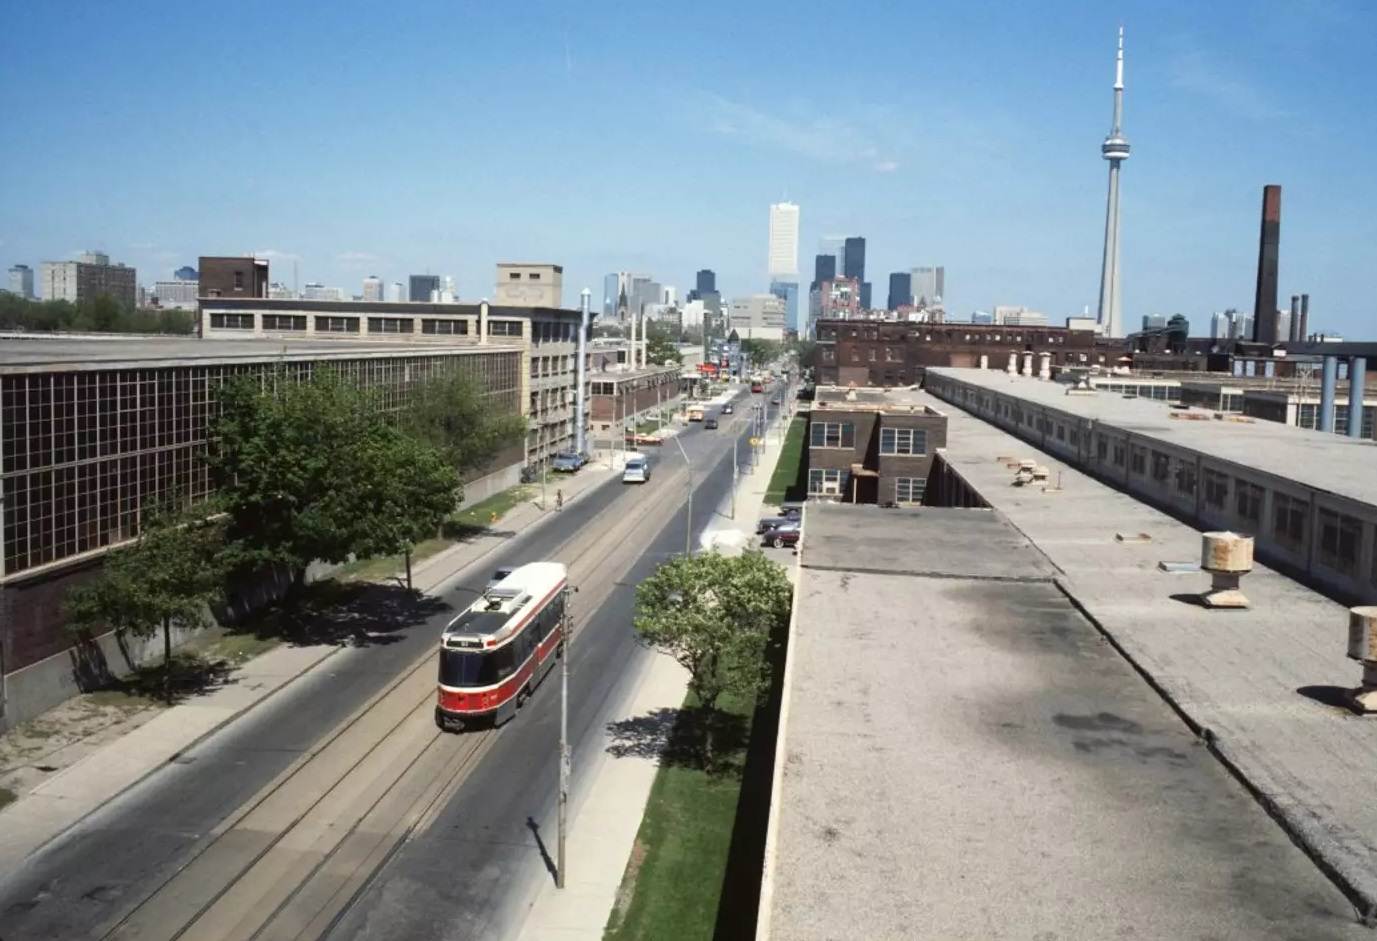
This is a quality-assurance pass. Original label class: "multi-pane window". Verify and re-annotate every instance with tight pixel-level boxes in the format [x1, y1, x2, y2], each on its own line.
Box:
[810, 421, 855, 449]
[316, 316, 359, 333]
[368, 317, 414, 334]
[895, 477, 925, 505]
[1318, 509, 1362, 575]
[808, 468, 842, 495]
[421, 319, 468, 335]
[879, 427, 925, 456]
[1235, 479, 1263, 523]
[489, 320, 522, 337]
[1112, 442, 1126, 467]
[1203, 469, 1229, 508]
[1175, 460, 1196, 496]
[1273, 492, 1308, 548]
[262, 314, 306, 331]
[209, 313, 253, 329]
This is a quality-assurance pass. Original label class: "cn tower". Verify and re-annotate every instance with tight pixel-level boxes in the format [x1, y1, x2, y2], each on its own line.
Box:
[1096, 27, 1130, 338]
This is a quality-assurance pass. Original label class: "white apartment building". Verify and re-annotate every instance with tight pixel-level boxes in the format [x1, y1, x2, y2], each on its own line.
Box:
[729, 293, 787, 340]
[362, 276, 384, 302]
[152, 280, 199, 309]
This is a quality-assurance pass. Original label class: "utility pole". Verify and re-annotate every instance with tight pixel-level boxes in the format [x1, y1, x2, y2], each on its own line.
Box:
[557, 583, 572, 889]
[672, 435, 692, 555]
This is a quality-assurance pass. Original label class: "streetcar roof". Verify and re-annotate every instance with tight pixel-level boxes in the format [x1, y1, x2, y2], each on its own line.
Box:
[441, 561, 566, 645]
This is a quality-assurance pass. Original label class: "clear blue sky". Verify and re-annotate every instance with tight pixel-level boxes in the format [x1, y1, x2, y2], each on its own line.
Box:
[2, 0, 1374, 336]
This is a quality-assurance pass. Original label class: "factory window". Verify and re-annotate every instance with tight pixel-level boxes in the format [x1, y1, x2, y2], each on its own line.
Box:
[1318, 509, 1361, 575]
[234, 271, 244, 290]
[488, 320, 522, 336]
[880, 427, 925, 456]
[811, 421, 855, 449]
[1113, 443, 1127, 468]
[1235, 479, 1263, 523]
[509, 272, 522, 280]
[262, 314, 306, 331]
[1174, 461, 1196, 496]
[529, 272, 541, 281]
[422, 318, 468, 335]
[895, 477, 925, 505]
[209, 313, 253, 330]
[316, 316, 360, 333]
[1272, 493, 1308, 549]
[1150, 451, 1170, 483]
[1203, 469, 1229, 508]
[1055, 424, 1065, 441]
[1069, 429, 1079, 446]
[1096, 436, 1107, 461]
[368, 317, 414, 334]
[808, 468, 842, 496]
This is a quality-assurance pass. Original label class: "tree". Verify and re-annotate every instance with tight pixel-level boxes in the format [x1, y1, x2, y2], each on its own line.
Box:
[739, 338, 782, 368]
[634, 551, 793, 766]
[65, 506, 225, 703]
[405, 372, 526, 473]
[644, 322, 683, 365]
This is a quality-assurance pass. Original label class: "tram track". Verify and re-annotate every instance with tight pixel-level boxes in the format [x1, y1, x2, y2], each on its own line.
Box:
[97, 455, 706, 941]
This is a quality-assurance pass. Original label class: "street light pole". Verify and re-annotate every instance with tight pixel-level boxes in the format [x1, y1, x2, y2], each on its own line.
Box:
[672, 435, 692, 555]
[731, 420, 739, 519]
[557, 583, 572, 889]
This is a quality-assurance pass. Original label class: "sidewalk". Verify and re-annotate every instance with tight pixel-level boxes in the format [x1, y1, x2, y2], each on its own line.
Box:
[514, 413, 798, 941]
[0, 461, 619, 875]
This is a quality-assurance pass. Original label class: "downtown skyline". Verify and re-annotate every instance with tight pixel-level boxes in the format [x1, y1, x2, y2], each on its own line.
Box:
[3, 1, 1375, 336]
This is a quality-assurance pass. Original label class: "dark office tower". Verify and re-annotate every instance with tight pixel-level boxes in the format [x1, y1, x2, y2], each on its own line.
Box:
[843, 237, 866, 283]
[409, 274, 440, 303]
[860, 282, 872, 310]
[696, 269, 716, 295]
[887, 272, 911, 311]
[1252, 185, 1281, 343]
[812, 254, 836, 292]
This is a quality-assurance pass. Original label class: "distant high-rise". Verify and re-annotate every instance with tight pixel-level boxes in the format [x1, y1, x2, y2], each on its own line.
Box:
[886, 272, 912, 311]
[769, 280, 800, 334]
[1210, 312, 1231, 340]
[409, 274, 440, 303]
[1252, 185, 1282, 344]
[8, 264, 34, 299]
[768, 202, 800, 278]
[389, 281, 405, 303]
[362, 275, 384, 302]
[603, 272, 620, 317]
[696, 269, 716, 295]
[174, 265, 198, 281]
[911, 266, 945, 308]
[1095, 27, 1130, 338]
[842, 237, 866, 283]
[1142, 314, 1167, 331]
[812, 254, 836, 292]
[41, 254, 137, 308]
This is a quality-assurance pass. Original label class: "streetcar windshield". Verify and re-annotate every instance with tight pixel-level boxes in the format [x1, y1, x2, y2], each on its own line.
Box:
[439, 647, 500, 687]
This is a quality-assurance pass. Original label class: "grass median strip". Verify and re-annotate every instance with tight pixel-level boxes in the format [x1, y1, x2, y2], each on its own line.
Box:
[764, 417, 806, 506]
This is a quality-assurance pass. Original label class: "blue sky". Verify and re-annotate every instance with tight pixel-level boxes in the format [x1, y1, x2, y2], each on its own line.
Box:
[2, 0, 1374, 336]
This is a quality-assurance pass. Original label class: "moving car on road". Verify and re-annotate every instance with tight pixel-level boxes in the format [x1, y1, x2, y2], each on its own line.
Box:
[436, 562, 567, 731]
[704, 417, 719, 429]
[623, 453, 651, 483]
[721, 402, 735, 414]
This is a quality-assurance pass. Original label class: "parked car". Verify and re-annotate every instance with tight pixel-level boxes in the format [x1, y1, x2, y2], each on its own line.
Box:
[551, 451, 584, 472]
[486, 566, 515, 591]
[762, 521, 801, 548]
[756, 508, 801, 534]
[721, 403, 735, 414]
[704, 417, 719, 430]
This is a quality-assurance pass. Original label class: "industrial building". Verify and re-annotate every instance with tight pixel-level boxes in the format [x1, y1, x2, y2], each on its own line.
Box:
[39, 253, 137, 309]
[586, 365, 681, 444]
[198, 295, 585, 468]
[924, 367, 1377, 604]
[0, 337, 523, 730]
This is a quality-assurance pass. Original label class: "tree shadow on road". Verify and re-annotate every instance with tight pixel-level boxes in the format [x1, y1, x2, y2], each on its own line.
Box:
[239, 581, 451, 648]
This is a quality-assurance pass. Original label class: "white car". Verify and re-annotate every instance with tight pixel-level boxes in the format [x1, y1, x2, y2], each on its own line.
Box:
[622, 454, 650, 483]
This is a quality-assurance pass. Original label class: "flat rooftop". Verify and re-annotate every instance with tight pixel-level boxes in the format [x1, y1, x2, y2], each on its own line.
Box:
[813, 384, 941, 414]
[763, 503, 1364, 939]
[0, 335, 522, 373]
[929, 367, 1377, 507]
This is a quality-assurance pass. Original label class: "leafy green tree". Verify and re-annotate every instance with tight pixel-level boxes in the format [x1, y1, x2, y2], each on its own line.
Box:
[645, 322, 683, 365]
[739, 338, 782, 368]
[65, 507, 226, 703]
[405, 372, 526, 473]
[634, 551, 793, 766]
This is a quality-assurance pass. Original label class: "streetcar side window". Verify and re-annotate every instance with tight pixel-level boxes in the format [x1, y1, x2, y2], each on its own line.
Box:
[491, 643, 517, 681]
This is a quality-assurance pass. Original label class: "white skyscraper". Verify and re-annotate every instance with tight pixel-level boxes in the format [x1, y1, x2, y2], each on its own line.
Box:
[389, 281, 405, 302]
[362, 275, 384, 302]
[1095, 27, 1130, 339]
[768, 201, 800, 278]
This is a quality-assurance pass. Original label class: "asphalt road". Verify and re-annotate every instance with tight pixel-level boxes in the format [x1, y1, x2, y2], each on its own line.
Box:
[0, 384, 786, 941]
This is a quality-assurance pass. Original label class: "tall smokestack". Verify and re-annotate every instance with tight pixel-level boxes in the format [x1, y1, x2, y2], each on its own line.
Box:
[1288, 295, 1301, 342]
[1252, 184, 1281, 344]
[1299, 294, 1310, 341]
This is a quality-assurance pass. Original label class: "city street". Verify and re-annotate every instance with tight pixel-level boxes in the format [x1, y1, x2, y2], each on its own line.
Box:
[0, 385, 786, 941]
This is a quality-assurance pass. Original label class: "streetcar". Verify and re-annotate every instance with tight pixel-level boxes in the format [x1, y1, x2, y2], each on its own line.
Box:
[435, 562, 567, 732]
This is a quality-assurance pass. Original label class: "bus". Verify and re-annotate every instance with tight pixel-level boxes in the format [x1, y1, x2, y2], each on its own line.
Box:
[435, 562, 567, 732]
[687, 405, 705, 421]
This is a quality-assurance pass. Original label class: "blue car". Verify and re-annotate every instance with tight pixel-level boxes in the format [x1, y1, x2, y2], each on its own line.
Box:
[551, 451, 585, 472]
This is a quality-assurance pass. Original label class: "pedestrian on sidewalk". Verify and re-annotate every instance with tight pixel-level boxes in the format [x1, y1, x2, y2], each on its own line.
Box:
[556, 489, 564, 511]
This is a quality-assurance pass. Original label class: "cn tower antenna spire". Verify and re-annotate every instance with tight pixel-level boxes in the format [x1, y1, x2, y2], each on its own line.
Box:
[1096, 26, 1131, 339]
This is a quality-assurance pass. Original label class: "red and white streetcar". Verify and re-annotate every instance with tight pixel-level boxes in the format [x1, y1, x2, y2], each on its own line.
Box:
[435, 562, 567, 732]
